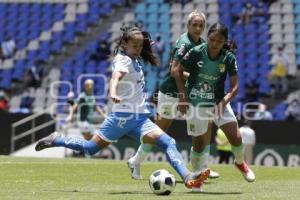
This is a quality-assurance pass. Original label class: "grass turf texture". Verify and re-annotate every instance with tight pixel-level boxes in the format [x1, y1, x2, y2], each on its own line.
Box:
[0, 156, 299, 200]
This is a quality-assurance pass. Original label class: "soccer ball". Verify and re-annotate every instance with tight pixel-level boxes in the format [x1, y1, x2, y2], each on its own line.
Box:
[149, 169, 176, 195]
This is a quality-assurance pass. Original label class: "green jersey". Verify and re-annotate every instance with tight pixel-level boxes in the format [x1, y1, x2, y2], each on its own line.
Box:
[180, 43, 238, 106]
[159, 32, 205, 97]
[77, 91, 96, 122]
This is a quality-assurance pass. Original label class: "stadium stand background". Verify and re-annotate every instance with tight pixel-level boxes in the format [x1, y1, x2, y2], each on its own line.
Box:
[0, 0, 299, 154]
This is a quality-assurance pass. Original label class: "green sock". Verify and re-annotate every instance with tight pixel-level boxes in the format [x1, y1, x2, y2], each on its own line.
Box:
[131, 143, 152, 164]
[232, 144, 244, 164]
[190, 145, 210, 172]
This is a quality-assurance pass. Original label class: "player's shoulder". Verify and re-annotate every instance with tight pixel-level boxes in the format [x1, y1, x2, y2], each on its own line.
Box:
[193, 42, 207, 52]
[79, 92, 87, 97]
[222, 49, 236, 62]
[113, 52, 132, 65]
[176, 33, 191, 46]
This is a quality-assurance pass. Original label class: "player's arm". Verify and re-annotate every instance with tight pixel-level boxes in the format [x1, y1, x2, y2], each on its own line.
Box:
[170, 60, 186, 96]
[223, 56, 239, 105]
[216, 75, 239, 119]
[109, 71, 126, 103]
[67, 103, 78, 122]
[183, 71, 190, 80]
[224, 75, 239, 105]
[95, 105, 107, 118]
[170, 60, 189, 114]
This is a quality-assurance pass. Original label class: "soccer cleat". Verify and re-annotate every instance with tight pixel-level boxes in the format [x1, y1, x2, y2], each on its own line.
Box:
[209, 170, 220, 178]
[127, 157, 143, 180]
[185, 168, 210, 189]
[35, 132, 58, 151]
[234, 161, 255, 182]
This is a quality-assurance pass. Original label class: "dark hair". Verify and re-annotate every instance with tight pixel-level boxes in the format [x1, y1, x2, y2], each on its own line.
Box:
[114, 25, 158, 66]
[207, 23, 237, 53]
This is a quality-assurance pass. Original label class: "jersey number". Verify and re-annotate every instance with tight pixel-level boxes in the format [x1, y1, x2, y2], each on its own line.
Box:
[117, 118, 127, 128]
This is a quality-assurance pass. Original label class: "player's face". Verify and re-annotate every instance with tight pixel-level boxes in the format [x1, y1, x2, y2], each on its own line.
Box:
[207, 31, 226, 55]
[85, 82, 94, 94]
[124, 33, 144, 58]
[187, 16, 205, 40]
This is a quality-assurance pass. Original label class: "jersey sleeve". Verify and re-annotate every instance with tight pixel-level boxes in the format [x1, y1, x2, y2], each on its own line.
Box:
[173, 42, 191, 62]
[179, 48, 197, 69]
[112, 54, 131, 73]
[227, 54, 238, 76]
[76, 93, 85, 105]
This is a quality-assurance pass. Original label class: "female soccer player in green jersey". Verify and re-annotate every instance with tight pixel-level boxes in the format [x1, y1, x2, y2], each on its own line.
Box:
[175, 22, 255, 183]
[128, 11, 220, 184]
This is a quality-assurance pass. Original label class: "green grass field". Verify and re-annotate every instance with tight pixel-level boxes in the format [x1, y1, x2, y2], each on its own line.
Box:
[0, 156, 299, 200]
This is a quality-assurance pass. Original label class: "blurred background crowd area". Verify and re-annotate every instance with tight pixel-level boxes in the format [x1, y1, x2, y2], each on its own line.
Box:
[0, 0, 300, 122]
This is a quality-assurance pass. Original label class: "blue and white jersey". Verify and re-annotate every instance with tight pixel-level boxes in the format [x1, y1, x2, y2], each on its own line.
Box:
[111, 53, 150, 113]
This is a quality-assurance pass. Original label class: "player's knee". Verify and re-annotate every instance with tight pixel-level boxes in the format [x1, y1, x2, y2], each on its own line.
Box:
[156, 133, 176, 151]
[83, 140, 100, 155]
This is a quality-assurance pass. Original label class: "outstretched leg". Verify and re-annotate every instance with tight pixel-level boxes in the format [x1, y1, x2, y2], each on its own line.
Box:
[35, 132, 110, 156]
[143, 131, 210, 189]
[127, 117, 173, 180]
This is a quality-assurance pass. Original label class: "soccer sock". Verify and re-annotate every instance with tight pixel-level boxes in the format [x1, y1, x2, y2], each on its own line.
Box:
[232, 144, 244, 164]
[190, 145, 210, 172]
[156, 133, 190, 180]
[54, 135, 100, 155]
[131, 143, 152, 164]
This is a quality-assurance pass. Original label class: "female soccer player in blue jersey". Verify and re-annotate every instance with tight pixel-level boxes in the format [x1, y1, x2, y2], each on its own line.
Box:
[174, 22, 255, 183]
[35, 25, 210, 189]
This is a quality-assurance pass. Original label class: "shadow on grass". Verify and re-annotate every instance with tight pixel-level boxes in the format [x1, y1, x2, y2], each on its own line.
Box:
[199, 191, 243, 195]
[108, 191, 153, 195]
[108, 191, 243, 195]
[184, 191, 243, 195]
[176, 180, 216, 185]
[42, 189, 99, 194]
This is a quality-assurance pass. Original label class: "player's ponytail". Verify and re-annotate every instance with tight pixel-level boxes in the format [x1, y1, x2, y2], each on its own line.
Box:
[140, 31, 159, 66]
[223, 39, 237, 54]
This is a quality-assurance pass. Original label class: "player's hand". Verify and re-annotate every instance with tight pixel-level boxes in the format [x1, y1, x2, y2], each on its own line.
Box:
[110, 94, 121, 104]
[214, 100, 225, 119]
[177, 96, 189, 115]
[66, 115, 73, 122]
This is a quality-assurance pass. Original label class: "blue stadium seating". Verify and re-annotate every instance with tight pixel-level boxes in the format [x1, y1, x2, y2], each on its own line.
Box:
[218, 0, 271, 111]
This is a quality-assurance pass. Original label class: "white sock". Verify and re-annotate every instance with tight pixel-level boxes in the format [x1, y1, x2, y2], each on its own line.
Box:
[190, 145, 210, 172]
[232, 144, 244, 164]
[130, 143, 152, 165]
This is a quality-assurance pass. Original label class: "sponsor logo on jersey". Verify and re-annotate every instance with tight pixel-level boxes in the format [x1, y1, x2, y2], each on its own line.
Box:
[133, 60, 142, 72]
[219, 63, 225, 72]
[197, 61, 203, 68]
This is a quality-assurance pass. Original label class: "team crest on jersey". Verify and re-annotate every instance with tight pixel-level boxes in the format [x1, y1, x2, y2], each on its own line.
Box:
[133, 60, 142, 72]
[178, 44, 185, 56]
[219, 63, 225, 72]
[197, 61, 203, 68]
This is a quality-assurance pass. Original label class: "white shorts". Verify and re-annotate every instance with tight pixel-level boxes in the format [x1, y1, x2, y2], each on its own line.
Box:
[156, 91, 181, 119]
[78, 121, 94, 134]
[186, 103, 237, 136]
